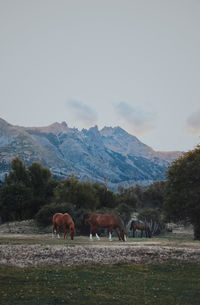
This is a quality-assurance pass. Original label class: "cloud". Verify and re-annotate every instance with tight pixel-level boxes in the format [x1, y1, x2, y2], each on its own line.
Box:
[67, 100, 98, 127]
[186, 110, 200, 134]
[115, 101, 155, 135]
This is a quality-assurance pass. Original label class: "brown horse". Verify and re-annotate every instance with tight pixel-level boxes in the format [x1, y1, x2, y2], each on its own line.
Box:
[88, 214, 127, 242]
[52, 213, 76, 240]
[130, 220, 151, 238]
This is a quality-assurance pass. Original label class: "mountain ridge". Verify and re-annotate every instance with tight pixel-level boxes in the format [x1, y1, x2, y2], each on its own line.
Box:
[0, 118, 182, 190]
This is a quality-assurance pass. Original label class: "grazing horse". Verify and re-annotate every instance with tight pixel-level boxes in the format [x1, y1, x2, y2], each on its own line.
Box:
[87, 214, 127, 242]
[130, 220, 151, 238]
[52, 213, 76, 240]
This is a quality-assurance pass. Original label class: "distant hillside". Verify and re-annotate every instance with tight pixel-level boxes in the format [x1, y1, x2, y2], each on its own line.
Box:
[0, 118, 182, 190]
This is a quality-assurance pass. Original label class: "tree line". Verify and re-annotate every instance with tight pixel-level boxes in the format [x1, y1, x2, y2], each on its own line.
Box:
[0, 144, 200, 239]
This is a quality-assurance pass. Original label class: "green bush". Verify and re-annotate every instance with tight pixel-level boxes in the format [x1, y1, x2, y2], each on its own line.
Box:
[35, 202, 76, 227]
[35, 202, 89, 235]
[137, 207, 165, 236]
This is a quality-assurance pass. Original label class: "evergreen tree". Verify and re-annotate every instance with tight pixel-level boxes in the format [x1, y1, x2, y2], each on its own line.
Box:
[165, 146, 200, 239]
[0, 158, 56, 221]
[142, 181, 166, 209]
[5, 157, 30, 186]
[0, 183, 33, 221]
[28, 162, 52, 197]
[55, 175, 99, 209]
[93, 183, 117, 208]
[27, 162, 53, 215]
[117, 185, 141, 209]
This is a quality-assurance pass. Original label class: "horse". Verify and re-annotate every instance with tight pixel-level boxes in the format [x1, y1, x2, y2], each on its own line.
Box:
[87, 214, 127, 242]
[130, 219, 151, 238]
[52, 213, 76, 240]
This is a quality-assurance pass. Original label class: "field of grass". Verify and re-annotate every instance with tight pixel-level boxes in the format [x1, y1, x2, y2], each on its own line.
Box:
[0, 231, 199, 247]
[0, 231, 200, 304]
[1, 262, 200, 305]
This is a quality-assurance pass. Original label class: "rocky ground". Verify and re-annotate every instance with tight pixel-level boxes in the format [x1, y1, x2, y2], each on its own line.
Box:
[0, 243, 200, 267]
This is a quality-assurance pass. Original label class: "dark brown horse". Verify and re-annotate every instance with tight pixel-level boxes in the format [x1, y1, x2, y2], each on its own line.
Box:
[130, 220, 151, 238]
[52, 213, 76, 240]
[88, 214, 127, 241]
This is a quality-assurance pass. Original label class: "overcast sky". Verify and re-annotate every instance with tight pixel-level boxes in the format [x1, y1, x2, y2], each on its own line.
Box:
[0, 0, 200, 151]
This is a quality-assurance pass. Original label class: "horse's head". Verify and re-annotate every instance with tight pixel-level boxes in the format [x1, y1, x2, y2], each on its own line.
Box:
[70, 225, 76, 240]
[120, 227, 127, 242]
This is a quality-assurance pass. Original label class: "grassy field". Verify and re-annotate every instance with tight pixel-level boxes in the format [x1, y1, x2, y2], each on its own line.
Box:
[0, 231, 199, 247]
[0, 232, 200, 304]
[0, 262, 200, 305]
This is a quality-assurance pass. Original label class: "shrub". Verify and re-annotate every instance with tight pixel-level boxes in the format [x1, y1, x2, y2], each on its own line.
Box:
[137, 207, 165, 236]
[35, 202, 76, 227]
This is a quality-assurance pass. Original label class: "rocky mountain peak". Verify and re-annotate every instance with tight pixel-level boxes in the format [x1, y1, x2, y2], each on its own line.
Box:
[82, 125, 101, 138]
[101, 126, 125, 137]
[0, 118, 11, 129]
[25, 121, 69, 135]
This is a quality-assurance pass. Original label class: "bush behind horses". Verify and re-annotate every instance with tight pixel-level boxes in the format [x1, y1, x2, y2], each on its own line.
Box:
[35, 202, 77, 227]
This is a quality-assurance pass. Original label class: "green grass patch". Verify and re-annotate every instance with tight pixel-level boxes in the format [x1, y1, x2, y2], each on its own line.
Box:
[0, 233, 199, 248]
[0, 262, 200, 305]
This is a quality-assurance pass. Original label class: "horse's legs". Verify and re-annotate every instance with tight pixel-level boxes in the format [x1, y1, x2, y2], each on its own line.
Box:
[113, 228, 121, 241]
[109, 227, 113, 241]
[147, 228, 152, 238]
[63, 225, 67, 239]
[121, 230, 127, 242]
[132, 228, 136, 238]
[95, 232, 100, 240]
[94, 226, 100, 240]
[52, 224, 56, 238]
[89, 225, 93, 240]
[56, 226, 61, 238]
[141, 229, 143, 238]
[124, 233, 127, 242]
[90, 225, 100, 241]
[117, 229, 127, 242]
